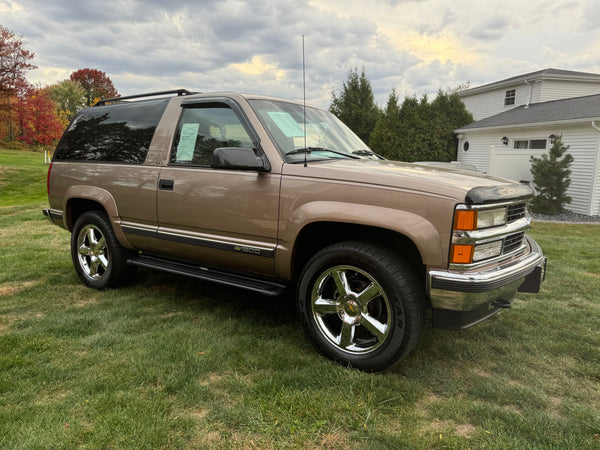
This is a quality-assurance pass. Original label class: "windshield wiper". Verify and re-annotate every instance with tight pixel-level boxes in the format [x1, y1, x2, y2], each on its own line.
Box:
[286, 147, 360, 159]
[352, 149, 385, 159]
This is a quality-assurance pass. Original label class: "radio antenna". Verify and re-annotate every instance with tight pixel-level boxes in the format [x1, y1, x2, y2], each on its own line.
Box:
[302, 35, 308, 167]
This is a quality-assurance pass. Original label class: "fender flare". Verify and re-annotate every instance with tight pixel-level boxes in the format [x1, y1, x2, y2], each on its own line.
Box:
[64, 185, 132, 248]
[277, 201, 444, 279]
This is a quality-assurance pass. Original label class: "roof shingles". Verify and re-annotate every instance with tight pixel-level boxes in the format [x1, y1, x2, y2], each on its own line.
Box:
[457, 94, 600, 131]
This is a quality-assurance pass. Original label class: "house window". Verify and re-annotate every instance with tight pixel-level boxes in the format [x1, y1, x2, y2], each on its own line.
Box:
[513, 140, 528, 149]
[504, 89, 516, 106]
[513, 139, 547, 150]
[529, 139, 547, 149]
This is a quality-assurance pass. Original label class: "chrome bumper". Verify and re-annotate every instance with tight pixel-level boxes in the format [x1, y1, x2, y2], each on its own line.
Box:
[428, 235, 546, 329]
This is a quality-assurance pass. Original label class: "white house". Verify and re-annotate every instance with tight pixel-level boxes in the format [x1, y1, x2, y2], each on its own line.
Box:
[455, 69, 600, 216]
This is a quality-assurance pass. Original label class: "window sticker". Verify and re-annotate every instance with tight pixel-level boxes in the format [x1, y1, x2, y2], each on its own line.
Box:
[176, 123, 199, 161]
[267, 111, 304, 138]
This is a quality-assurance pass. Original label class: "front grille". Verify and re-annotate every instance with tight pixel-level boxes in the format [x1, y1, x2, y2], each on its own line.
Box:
[507, 202, 527, 223]
[503, 231, 526, 254]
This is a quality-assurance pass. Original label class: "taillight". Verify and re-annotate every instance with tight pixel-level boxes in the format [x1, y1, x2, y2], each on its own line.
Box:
[47, 162, 53, 195]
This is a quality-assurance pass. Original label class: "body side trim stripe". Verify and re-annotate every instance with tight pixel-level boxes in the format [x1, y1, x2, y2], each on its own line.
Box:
[122, 224, 274, 258]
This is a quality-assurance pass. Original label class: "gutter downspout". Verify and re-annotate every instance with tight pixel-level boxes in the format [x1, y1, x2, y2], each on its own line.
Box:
[590, 121, 600, 215]
[524, 80, 532, 108]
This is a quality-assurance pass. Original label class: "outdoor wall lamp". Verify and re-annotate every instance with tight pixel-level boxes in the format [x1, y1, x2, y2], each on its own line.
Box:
[548, 134, 556, 144]
[501, 136, 509, 146]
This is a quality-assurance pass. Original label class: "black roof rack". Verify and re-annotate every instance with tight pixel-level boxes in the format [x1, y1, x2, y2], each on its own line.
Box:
[94, 89, 198, 106]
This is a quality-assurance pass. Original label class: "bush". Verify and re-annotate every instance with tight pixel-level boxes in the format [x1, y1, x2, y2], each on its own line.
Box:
[529, 135, 574, 214]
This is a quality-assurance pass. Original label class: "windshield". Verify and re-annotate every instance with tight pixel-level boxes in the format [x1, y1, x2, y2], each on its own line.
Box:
[248, 99, 376, 163]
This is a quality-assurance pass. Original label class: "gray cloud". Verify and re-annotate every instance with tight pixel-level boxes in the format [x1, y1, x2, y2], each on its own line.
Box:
[467, 15, 511, 41]
[3, 0, 600, 108]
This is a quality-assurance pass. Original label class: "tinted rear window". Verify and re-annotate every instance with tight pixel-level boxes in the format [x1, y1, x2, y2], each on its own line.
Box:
[54, 99, 169, 163]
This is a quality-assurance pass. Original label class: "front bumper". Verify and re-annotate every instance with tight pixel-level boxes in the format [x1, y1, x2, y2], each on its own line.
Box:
[428, 235, 546, 330]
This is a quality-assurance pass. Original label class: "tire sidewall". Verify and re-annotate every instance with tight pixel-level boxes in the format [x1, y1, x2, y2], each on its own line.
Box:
[71, 211, 120, 289]
[298, 242, 422, 372]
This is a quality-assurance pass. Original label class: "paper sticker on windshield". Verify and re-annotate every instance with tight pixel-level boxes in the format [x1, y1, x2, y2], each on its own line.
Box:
[267, 112, 304, 138]
[176, 123, 199, 161]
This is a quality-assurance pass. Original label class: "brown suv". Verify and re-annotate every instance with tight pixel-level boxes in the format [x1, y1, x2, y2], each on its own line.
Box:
[43, 89, 546, 371]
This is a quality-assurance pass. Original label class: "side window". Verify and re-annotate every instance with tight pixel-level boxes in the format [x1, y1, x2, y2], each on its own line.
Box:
[170, 103, 255, 166]
[54, 99, 168, 164]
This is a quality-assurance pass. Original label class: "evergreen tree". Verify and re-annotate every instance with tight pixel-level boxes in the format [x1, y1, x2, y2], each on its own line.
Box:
[370, 90, 472, 162]
[369, 89, 403, 159]
[329, 68, 379, 145]
[529, 135, 574, 214]
[430, 90, 473, 161]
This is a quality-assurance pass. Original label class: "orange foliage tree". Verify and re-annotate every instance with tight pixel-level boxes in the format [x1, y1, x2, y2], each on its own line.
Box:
[18, 87, 63, 146]
[70, 68, 119, 105]
[0, 25, 37, 141]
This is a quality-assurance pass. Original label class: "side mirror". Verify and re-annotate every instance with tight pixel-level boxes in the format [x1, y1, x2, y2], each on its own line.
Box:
[211, 147, 269, 172]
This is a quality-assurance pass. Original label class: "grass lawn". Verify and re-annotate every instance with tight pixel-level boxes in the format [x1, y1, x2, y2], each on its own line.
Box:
[1, 149, 599, 448]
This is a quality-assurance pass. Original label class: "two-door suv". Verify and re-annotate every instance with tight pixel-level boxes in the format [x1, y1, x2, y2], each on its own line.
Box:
[44, 89, 546, 371]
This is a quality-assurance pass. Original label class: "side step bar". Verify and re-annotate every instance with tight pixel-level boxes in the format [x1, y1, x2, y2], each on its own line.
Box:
[127, 254, 287, 297]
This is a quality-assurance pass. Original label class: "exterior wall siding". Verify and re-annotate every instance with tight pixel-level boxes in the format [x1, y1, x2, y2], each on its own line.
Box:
[460, 80, 600, 121]
[461, 84, 529, 121]
[539, 80, 600, 103]
[457, 124, 600, 215]
[592, 135, 600, 216]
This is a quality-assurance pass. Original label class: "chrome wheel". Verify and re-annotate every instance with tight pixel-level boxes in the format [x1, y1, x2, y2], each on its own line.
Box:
[76, 224, 109, 281]
[311, 265, 393, 355]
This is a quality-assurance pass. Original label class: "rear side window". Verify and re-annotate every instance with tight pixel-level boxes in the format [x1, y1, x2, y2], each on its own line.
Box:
[54, 99, 169, 164]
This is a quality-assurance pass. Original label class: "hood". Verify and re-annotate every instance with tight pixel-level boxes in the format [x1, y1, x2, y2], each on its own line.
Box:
[282, 159, 533, 203]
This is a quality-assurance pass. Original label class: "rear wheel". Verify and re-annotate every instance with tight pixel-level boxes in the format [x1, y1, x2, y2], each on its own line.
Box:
[71, 210, 133, 289]
[297, 241, 424, 372]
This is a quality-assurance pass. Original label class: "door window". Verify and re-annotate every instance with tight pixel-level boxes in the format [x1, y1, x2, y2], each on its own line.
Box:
[170, 103, 255, 166]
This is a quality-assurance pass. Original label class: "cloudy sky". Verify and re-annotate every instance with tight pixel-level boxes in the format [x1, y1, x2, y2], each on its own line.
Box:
[3, 0, 600, 108]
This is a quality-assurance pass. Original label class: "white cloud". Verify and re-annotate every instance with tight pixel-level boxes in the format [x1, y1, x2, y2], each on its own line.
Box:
[2, 0, 600, 109]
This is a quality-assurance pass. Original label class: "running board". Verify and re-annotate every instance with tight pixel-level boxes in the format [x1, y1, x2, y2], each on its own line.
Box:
[127, 254, 287, 297]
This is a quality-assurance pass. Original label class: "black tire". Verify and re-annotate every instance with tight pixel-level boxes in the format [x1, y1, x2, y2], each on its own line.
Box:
[70, 210, 133, 290]
[297, 241, 424, 372]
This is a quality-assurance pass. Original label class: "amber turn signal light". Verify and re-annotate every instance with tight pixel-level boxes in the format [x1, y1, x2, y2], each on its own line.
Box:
[454, 210, 477, 231]
[451, 244, 474, 264]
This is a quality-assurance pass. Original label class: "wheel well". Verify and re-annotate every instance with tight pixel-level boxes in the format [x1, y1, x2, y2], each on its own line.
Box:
[292, 222, 425, 285]
[66, 198, 106, 231]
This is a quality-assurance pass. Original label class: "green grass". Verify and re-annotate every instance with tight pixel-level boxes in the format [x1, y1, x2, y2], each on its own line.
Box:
[1, 150, 600, 448]
[0, 149, 49, 206]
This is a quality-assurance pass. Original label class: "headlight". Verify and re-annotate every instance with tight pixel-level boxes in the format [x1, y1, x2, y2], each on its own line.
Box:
[477, 208, 507, 229]
[454, 207, 507, 231]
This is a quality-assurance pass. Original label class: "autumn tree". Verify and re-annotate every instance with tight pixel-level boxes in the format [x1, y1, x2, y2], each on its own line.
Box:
[329, 67, 379, 145]
[19, 87, 63, 146]
[0, 25, 37, 140]
[48, 79, 87, 127]
[70, 68, 119, 105]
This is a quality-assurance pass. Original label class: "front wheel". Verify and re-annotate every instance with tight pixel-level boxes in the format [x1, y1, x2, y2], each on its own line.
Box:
[297, 241, 424, 372]
[71, 210, 133, 289]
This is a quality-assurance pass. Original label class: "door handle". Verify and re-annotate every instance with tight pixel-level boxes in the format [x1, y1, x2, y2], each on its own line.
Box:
[159, 179, 174, 191]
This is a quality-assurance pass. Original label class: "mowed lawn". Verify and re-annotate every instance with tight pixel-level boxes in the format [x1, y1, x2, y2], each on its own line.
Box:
[1, 149, 599, 449]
